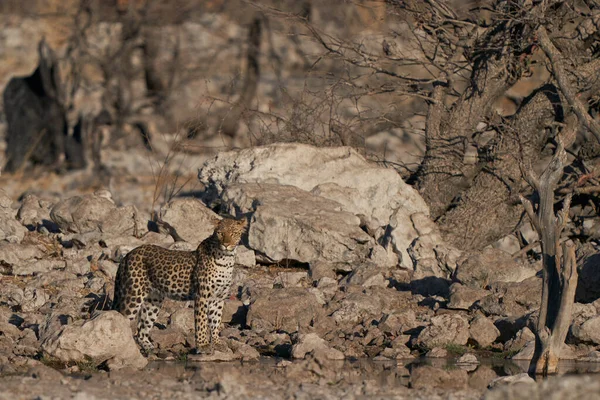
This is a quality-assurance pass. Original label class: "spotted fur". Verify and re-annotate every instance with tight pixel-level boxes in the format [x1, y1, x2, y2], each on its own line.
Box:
[112, 217, 247, 354]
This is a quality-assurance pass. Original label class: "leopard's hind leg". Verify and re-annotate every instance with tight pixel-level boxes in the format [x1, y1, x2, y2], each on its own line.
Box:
[136, 289, 164, 353]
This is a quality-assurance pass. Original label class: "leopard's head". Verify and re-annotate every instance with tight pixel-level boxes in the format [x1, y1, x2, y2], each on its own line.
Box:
[214, 217, 247, 253]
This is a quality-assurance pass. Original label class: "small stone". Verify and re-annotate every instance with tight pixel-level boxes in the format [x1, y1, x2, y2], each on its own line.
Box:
[426, 347, 448, 358]
[469, 315, 500, 348]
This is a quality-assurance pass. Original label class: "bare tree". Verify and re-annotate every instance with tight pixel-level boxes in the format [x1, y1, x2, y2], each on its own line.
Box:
[257, 0, 600, 253]
[520, 119, 578, 375]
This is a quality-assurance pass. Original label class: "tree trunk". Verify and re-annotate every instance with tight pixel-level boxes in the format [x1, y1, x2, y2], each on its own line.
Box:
[520, 120, 579, 375]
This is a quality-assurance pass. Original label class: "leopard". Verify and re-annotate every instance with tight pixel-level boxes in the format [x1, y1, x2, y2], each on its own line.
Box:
[112, 217, 247, 355]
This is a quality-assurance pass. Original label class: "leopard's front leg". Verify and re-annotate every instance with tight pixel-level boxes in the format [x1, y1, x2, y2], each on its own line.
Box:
[208, 299, 227, 352]
[194, 295, 211, 354]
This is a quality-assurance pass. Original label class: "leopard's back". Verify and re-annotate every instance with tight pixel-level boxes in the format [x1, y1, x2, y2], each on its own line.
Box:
[112, 244, 198, 311]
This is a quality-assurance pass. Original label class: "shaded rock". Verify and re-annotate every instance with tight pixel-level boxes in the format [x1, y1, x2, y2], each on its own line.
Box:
[158, 198, 220, 246]
[479, 277, 542, 317]
[510, 340, 535, 360]
[575, 244, 600, 303]
[416, 314, 469, 349]
[455, 248, 538, 288]
[469, 315, 500, 348]
[410, 276, 451, 297]
[220, 183, 373, 264]
[504, 327, 535, 353]
[247, 288, 324, 334]
[41, 311, 147, 370]
[409, 365, 468, 390]
[575, 252, 600, 303]
[0, 191, 27, 243]
[16, 194, 55, 229]
[448, 283, 488, 310]
[291, 333, 345, 360]
[198, 143, 430, 269]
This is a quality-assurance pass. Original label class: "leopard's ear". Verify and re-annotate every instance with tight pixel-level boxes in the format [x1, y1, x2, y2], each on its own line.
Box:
[238, 218, 249, 229]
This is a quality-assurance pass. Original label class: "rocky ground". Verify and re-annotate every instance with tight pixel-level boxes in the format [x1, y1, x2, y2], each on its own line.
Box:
[2, 2, 600, 399]
[1, 143, 600, 398]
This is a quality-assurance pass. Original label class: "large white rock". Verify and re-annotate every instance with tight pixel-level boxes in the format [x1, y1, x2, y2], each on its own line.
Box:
[158, 197, 220, 246]
[41, 311, 147, 370]
[221, 183, 373, 264]
[198, 143, 430, 268]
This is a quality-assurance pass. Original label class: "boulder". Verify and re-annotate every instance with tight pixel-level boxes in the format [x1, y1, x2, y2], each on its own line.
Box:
[407, 212, 461, 278]
[504, 327, 535, 353]
[158, 198, 220, 246]
[16, 194, 55, 229]
[416, 314, 470, 349]
[291, 333, 344, 360]
[478, 277, 542, 317]
[378, 310, 417, 337]
[221, 183, 373, 264]
[198, 143, 430, 269]
[246, 288, 325, 334]
[50, 191, 144, 237]
[469, 315, 500, 348]
[340, 263, 390, 288]
[572, 315, 600, 344]
[511, 340, 575, 361]
[426, 347, 448, 358]
[455, 248, 539, 288]
[576, 246, 600, 303]
[0, 191, 27, 243]
[448, 283, 489, 310]
[41, 311, 147, 370]
[328, 292, 387, 327]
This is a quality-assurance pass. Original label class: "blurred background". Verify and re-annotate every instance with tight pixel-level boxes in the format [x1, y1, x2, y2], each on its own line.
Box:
[0, 0, 435, 216]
